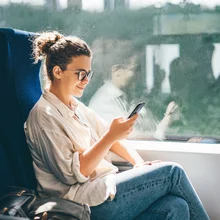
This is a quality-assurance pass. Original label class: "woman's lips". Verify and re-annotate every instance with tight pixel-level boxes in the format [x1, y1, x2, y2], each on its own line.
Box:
[77, 86, 85, 90]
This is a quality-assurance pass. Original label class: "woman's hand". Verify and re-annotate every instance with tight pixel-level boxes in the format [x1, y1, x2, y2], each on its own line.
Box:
[106, 114, 138, 142]
[187, 137, 203, 143]
[134, 160, 162, 168]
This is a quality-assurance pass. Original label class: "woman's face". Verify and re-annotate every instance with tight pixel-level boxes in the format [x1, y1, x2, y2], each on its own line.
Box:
[59, 55, 92, 98]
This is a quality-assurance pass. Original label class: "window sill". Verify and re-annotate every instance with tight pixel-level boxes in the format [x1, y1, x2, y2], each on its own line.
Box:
[122, 139, 220, 155]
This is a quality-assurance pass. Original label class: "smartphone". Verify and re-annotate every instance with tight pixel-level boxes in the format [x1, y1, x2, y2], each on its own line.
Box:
[127, 102, 145, 119]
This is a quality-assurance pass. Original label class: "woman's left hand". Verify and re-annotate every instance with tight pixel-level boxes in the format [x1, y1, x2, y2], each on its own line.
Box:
[134, 160, 162, 168]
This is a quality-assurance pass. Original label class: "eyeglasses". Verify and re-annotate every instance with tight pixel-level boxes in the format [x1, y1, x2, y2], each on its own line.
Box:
[66, 69, 94, 81]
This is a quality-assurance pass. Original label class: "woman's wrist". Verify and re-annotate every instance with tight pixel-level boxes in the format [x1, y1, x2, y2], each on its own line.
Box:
[133, 159, 145, 168]
[103, 130, 117, 146]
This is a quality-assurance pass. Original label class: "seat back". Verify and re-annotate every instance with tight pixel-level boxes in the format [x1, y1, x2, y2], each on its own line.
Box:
[0, 28, 42, 196]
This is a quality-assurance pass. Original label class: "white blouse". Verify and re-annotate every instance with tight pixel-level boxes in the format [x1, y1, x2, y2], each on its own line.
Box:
[24, 90, 118, 206]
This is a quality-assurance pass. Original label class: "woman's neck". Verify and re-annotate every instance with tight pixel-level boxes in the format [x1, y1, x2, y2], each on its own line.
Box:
[49, 85, 72, 107]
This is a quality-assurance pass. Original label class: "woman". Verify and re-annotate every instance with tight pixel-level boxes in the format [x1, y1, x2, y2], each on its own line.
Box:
[24, 31, 210, 220]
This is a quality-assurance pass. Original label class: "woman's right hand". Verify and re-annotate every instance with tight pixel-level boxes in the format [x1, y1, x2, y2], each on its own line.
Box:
[106, 114, 139, 141]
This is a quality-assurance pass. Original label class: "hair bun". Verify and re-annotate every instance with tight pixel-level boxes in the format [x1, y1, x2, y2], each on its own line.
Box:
[33, 31, 64, 62]
[41, 32, 63, 55]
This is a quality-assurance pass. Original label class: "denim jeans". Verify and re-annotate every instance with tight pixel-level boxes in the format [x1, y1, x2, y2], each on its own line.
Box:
[90, 162, 210, 220]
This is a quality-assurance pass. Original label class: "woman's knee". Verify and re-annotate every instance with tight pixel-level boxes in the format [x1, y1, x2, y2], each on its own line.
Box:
[144, 194, 190, 220]
[162, 161, 183, 169]
[161, 162, 185, 176]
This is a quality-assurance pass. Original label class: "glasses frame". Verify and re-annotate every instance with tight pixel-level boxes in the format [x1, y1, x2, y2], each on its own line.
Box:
[66, 69, 94, 81]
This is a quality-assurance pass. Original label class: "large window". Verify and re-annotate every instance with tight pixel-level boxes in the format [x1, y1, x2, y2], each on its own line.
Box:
[1, 0, 220, 142]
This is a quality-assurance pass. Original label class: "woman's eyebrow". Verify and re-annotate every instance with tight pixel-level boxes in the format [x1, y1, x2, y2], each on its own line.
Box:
[75, 68, 87, 71]
[76, 68, 92, 72]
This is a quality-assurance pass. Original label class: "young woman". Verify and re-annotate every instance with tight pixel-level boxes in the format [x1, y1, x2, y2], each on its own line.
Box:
[24, 31, 210, 220]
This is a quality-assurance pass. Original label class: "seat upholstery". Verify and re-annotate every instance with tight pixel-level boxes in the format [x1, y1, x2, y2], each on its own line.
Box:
[0, 144, 15, 196]
[0, 28, 42, 196]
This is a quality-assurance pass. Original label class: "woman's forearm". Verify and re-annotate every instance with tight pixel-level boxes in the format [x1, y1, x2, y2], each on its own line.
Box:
[79, 132, 115, 177]
[110, 141, 144, 166]
[80, 115, 139, 176]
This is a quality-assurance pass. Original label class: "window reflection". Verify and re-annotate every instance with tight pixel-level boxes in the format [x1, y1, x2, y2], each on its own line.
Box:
[146, 44, 179, 93]
[88, 46, 180, 141]
[145, 38, 220, 139]
[88, 36, 220, 140]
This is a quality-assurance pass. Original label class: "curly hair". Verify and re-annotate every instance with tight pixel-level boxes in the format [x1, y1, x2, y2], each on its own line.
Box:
[32, 31, 92, 82]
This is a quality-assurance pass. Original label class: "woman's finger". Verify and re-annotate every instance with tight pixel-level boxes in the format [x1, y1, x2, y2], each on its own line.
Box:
[143, 161, 152, 165]
[151, 160, 162, 164]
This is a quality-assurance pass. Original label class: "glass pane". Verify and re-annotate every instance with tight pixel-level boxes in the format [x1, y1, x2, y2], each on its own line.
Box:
[146, 40, 220, 140]
[3, 0, 220, 142]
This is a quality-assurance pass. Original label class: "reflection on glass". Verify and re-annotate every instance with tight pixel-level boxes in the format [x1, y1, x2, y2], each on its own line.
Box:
[146, 40, 220, 139]
[89, 61, 179, 141]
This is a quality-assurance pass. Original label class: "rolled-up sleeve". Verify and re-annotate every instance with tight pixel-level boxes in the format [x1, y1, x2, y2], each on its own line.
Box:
[72, 151, 89, 183]
[37, 128, 89, 185]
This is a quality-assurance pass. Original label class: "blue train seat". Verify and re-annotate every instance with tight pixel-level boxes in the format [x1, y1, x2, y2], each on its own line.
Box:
[0, 28, 42, 196]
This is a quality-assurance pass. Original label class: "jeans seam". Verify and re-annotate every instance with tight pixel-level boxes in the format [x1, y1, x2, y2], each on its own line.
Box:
[117, 176, 171, 201]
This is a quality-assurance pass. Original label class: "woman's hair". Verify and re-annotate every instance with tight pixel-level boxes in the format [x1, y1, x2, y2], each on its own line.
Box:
[32, 31, 92, 82]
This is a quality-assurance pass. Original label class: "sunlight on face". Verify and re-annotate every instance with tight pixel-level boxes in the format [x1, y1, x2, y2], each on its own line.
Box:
[61, 55, 92, 98]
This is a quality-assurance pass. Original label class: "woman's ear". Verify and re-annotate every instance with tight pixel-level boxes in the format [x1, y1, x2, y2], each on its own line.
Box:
[52, 66, 62, 79]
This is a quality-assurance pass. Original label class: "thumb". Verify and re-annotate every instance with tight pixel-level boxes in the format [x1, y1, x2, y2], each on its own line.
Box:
[112, 116, 124, 122]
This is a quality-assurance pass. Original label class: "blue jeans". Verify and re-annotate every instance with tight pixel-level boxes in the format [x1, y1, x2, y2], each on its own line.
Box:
[90, 162, 210, 220]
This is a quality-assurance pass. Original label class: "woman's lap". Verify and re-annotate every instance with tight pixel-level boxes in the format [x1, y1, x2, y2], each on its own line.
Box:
[90, 162, 209, 220]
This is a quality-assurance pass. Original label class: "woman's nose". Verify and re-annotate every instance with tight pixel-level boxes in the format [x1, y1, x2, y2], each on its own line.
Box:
[81, 76, 89, 84]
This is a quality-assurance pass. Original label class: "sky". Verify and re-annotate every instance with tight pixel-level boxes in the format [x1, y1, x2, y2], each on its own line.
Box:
[1, 0, 220, 10]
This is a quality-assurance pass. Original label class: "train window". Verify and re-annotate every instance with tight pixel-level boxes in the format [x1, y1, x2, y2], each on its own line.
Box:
[1, 0, 220, 142]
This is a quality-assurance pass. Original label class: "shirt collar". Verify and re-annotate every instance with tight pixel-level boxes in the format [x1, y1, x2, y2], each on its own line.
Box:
[42, 89, 79, 118]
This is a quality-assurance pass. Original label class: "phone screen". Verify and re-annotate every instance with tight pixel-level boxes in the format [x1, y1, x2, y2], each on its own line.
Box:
[127, 102, 145, 119]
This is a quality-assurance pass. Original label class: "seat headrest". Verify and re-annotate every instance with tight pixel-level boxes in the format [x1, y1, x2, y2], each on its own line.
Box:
[0, 28, 42, 194]
[0, 28, 42, 120]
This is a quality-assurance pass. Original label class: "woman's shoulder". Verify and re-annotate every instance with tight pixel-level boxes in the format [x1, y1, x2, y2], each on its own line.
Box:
[27, 96, 59, 124]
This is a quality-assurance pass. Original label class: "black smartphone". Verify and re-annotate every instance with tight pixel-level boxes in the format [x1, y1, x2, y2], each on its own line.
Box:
[127, 102, 145, 119]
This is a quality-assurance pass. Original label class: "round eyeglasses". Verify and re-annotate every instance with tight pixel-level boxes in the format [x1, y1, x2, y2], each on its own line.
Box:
[66, 69, 94, 81]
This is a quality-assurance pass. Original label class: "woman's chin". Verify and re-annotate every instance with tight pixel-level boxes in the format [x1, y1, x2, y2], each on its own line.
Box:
[73, 91, 84, 98]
